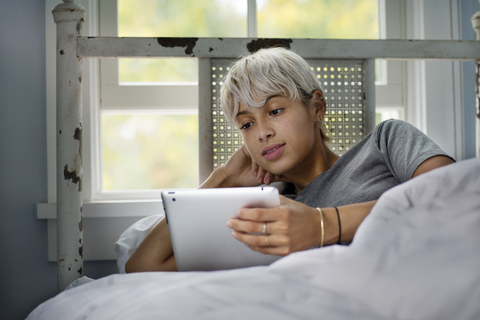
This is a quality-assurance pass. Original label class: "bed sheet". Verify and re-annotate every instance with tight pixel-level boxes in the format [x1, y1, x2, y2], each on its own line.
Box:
[27, 158, 480, 320]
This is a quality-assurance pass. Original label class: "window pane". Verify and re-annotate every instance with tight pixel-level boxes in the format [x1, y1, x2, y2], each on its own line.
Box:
[102, 113, 199, 190]
[257, 0, 378, 39]
[117, 0, 247, 83]
[118, 58, 198, 83]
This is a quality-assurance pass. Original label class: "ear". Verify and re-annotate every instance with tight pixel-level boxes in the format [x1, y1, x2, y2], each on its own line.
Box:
[310, 90, 326, 119]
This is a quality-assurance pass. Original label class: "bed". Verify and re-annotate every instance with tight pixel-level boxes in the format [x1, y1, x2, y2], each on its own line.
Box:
[27, 157, 480, 319]
[37, 0, 480, 318]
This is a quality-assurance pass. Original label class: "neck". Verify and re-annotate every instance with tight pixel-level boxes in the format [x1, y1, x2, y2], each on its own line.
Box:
[286, 141, 339, 191]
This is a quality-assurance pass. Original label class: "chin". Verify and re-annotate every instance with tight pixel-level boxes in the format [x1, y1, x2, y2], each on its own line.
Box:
[262, 162, 290, 176]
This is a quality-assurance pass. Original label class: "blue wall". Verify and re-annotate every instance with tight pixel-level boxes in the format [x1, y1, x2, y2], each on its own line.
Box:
[0, 1, 478, 319]
[0, 1, 55, 319]
[0, 1, 116, 319]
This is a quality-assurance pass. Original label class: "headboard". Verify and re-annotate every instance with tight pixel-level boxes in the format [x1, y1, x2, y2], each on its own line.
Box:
[52, 0, 480, 291]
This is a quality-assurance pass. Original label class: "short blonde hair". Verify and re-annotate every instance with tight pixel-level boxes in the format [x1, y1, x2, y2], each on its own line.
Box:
[220, 47, 329, 141]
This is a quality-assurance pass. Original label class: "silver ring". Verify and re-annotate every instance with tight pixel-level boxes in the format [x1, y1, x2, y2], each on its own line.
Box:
[265, 235, 271, 246]
[262, 137, 267, 142]
[262, 222, 267, 234]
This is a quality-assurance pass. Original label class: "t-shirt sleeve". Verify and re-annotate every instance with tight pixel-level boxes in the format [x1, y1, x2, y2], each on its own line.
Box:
[374, 119, 454, 182]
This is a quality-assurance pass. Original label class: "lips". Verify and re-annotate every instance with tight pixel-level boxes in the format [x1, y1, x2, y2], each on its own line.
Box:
[262, 143, 286, 161]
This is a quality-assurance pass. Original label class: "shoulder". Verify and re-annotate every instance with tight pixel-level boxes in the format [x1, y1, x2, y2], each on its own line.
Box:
[374, 119, 419, 136]
[373, 119, 426, 147]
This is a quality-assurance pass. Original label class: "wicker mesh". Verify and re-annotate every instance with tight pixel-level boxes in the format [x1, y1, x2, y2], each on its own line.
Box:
[210, 59, 367, 168]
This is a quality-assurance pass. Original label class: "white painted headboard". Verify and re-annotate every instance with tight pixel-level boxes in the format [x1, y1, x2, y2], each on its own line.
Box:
[51, 0, 480, 291]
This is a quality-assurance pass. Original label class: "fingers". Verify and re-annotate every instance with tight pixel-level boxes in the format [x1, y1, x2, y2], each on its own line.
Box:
[255, 166, 275, 185]
[251, 161, 259, 178]
[249, 157, 276, 185]
[232, 232, 289, 256]
[226, 205, 299, 256]
[227, 218, 266, 234]
[236, 206, 285, 223]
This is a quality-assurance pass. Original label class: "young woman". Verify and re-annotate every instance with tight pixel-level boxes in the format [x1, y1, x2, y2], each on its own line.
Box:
[125, 47, 454, 272]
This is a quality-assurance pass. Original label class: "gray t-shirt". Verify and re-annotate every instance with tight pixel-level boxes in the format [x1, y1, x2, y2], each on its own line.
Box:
[295, 119, 454, 208]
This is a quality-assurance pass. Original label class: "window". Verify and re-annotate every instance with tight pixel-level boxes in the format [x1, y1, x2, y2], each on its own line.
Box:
[45, 0, 408, 205]
[98, 0, 248, 197]
[99, 0, 393, 200]
[43, 0, 465, 261]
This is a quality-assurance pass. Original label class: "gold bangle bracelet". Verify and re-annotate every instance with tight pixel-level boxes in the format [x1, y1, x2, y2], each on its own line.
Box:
[316, 207, 324, 248]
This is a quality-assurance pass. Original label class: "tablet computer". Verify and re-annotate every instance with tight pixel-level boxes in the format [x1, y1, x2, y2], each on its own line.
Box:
[161, 186, 282, 271]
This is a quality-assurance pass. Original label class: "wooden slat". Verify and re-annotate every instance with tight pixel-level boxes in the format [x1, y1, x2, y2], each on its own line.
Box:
[78, 37, 480, 60]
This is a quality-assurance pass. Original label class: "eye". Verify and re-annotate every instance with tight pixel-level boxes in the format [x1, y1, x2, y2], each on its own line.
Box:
[270, 109, 283, 116]
[239, 122, 253, 130]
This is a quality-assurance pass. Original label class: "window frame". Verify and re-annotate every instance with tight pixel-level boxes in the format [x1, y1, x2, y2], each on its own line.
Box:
[44, 0, 409, 205]
[41, 0, 466, 261]
[97, 0, 403, 201]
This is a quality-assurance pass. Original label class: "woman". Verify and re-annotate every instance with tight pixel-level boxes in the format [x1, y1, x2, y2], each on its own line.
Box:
[124, 47, 454, 272]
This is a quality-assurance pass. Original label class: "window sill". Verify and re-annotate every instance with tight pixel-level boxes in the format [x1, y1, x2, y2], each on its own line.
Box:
[37, 201, 164, 261]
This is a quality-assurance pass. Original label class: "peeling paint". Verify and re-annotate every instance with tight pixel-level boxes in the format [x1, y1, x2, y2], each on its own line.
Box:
[157, 37, 199, 56]
[76, 22, 82, 34]
[60, 50, 65, 55]
[78, 267, 83, 275]
[209, 47, 214, 52]
[79, 246, 83, 259]
[74, 127, 82, 141]
[476, 62, 480, 120]
[79, 219, 83, 232]
[64, 165, 80, 184]
[74, 126, 83, 165]
[78, 76, 82, 83]
[246, 38, 293, 53]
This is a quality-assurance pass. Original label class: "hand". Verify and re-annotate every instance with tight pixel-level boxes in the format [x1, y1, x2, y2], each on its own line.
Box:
[250, 159, 290, 186]
[226, 195, 322, 256]
[221, 145, 289, 187]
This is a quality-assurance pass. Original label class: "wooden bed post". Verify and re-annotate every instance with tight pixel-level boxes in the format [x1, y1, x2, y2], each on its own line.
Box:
[52, 0, 86, 292]
[472, 1, 480, 157]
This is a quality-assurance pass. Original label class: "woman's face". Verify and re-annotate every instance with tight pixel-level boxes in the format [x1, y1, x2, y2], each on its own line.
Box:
[236, 94, 324, 177]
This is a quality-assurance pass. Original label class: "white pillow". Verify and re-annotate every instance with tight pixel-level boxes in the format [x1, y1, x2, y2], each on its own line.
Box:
[114, 215, 163, 273]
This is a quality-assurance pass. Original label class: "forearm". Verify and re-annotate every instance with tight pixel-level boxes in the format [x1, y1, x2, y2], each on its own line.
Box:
[125, 217, 177, 272]
[320, 200, 377, 245]
[199, 166, 241, 188]
[126, 166, 241, 272]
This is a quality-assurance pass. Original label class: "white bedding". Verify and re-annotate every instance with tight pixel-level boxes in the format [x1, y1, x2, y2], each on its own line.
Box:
[28, 158, 480, 320]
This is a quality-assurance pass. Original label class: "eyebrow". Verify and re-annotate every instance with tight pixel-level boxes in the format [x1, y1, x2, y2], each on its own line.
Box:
[235, 94, 282, 119]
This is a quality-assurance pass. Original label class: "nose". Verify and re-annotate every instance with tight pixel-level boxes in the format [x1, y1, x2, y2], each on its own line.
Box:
[257, 121, 274, 142]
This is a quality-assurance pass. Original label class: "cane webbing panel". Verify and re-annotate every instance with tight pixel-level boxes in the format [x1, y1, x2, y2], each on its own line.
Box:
[210, 59, 368, 169]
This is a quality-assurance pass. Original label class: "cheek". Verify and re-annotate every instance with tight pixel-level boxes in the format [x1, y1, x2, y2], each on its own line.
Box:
[285, 116, 314, 138]
[240, 132, 258, 159]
